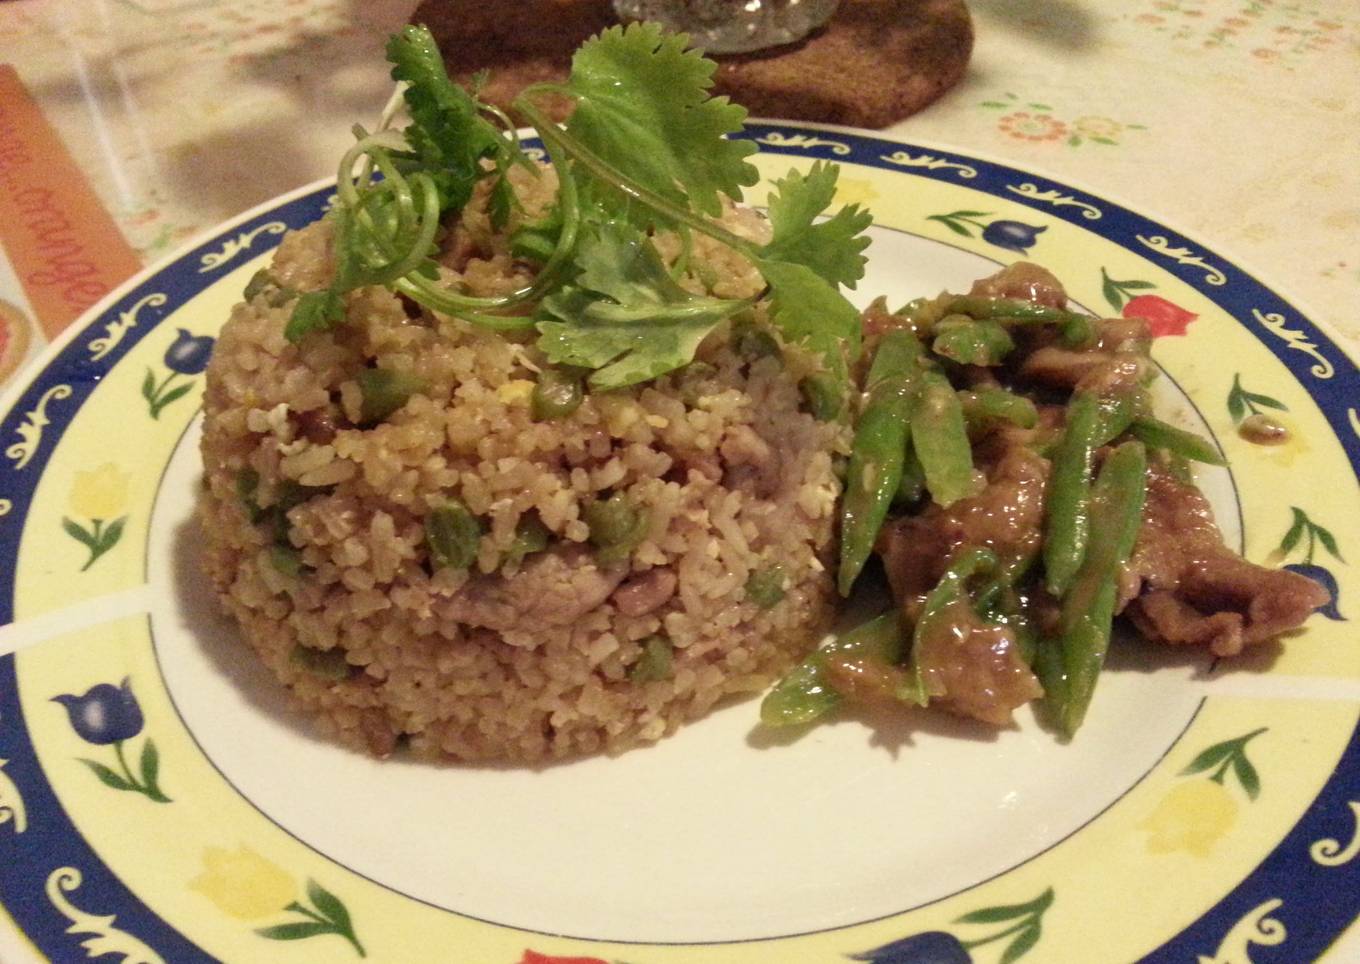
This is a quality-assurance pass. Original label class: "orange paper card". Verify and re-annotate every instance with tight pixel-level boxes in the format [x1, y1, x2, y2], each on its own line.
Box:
[0, 64, 142, 340]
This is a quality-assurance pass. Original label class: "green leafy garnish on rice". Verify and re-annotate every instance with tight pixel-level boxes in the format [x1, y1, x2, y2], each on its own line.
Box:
[287, 22, 872, 398]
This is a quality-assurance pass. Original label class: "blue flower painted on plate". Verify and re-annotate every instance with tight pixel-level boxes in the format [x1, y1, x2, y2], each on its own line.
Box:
[1284, 564, 1344, 621]
[164, 328, 215, 375]
[142, 328, 215, 419]
[850, 930, 972, 963]
[1277, 507, 1345, 621]
[926, 210, 1047, 253]
[52, 678, 170, 803]
[851, 888, 1053, 963]
[980, 220, 1046, 253]
[52, 678, 143, 745]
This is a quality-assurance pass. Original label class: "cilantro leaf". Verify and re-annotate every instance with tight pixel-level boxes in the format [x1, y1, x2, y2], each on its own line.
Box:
[286, 206, 363, 342]
[758, 258, 861, 392]
[564, 22, 759, 224]
[536, 221, 746, 389]
[386, 25, 505, 214]
[761, 162, 873, 289]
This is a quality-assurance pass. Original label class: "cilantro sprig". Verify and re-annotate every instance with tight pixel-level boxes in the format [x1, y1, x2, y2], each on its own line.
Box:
[288, 22, 874, 397]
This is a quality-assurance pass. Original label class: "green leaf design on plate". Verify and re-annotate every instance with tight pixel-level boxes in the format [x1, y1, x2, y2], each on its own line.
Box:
[151, 382, 194, 417]
[1226, 372, 1287, 424]
[927, 210, 991, 239]
[61, 517, 97, 549]
[255, 922, 335, 941]
[257, 882, 366, 957]
[1182, 727, 1267, 801]
[1278, 507, 1344, 566]
[1098, 266, 1156, 311]
[306, 879, 355, 937]
[1000, 925, 1042, 964]
[79, 759, 136, 792]
[956, 887, 1054, 963]
[70, 515, 128, 572]
[1232, 751, 1261, 802]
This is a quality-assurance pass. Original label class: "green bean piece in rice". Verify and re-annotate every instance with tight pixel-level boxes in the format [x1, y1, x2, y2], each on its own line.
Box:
[357, 368, 427, 425]
[425, 502, 484, 572]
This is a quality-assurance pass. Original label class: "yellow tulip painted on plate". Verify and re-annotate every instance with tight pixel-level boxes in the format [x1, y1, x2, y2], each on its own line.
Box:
[1140, 779, 1240, 857]
[190, 847, 368, 957]
[1142, 728, 1266, 857]
[62, 463, 131, 571]
[834, 177, 879, 208]
[189, 845, 295, 920]
[68, 463, 129, 520]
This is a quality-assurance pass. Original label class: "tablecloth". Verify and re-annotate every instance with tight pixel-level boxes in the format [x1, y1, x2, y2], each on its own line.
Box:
[1, 0, 1355, 349]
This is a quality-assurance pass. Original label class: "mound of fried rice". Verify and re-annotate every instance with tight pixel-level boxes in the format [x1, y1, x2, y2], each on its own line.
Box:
[198, 169, 849, 763]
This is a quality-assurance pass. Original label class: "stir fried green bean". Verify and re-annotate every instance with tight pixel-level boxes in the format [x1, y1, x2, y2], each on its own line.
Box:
[958, 386, 1039, 430]
[945, 296, 1086, 325]
[912, 371, 983, 507]
[895, 444, 926, 505]
[1043, 391, 1102, 596]
[838, 330, 923, 595]
[909, 546, 999, 705]
[1129, 416, 1227, 466]
[1048, 441, 1148, 736]
[931, 317, 1014, 366]
[759, 610, 904, 726]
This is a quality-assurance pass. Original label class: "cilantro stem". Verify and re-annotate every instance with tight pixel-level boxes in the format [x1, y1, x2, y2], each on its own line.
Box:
[515, 94, 763, 265]
[333, 129, 582, 328]
[391, 142, 582, 327]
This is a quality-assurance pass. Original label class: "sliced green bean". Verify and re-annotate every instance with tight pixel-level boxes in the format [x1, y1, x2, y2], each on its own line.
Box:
[945, 296, 1084, 325]
[237, 468, 264, 523]
[1129, 416, 1227, 466]
[1093, 390, 1144, 446]
[800, 372, 842, 421]
[586, 492, 649, 564]
[760, 610, 903, 726]
[1052, 441, 1148, 735]
[1032, 637, 1068, 708]
[932, 317, 1014, 366]
[1060, 314, 1100, 348]
[357, 368, 428, 425]
[838, 330, 923, 596]
[291, 645, 350, 681]
[909, 546, 999, 705]
[911, 371, 982, 507]
[1043, 391, 1101, 596]
[243, 269, 275, 300]
[628, 635, 674, 683]
[895, 443, 926, 505]
[504, 515, 550, 568]
[270, 544, 304, 577]
[426, 501, 483, 571]
[746, 565, 787, 609]
[958, 386, 1039, 429]
[532, 368, 584, 420]
[735, 326, 781, 363]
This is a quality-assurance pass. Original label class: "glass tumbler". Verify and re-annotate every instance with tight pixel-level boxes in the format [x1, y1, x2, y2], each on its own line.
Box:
[612, 0, 841, 54]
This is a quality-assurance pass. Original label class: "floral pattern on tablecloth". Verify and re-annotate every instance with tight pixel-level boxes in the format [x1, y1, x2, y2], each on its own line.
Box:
[1128, 0, 1355, 63]
[978, 93, 1147, 148]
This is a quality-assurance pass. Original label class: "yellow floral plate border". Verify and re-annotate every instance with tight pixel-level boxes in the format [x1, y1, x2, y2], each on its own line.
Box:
[0, 123, 1357, 963]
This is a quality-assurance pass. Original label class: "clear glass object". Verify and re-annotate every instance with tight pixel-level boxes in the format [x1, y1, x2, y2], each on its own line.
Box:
[613, 0, 841, 54]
